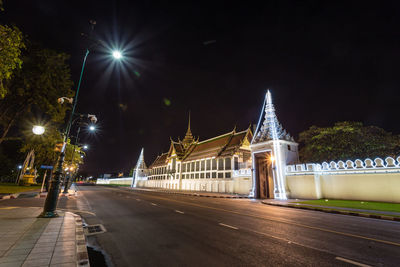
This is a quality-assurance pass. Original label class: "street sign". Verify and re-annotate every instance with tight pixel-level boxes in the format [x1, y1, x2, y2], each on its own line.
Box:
[54, 143, 63, 152]
[40, 165, 54, 169]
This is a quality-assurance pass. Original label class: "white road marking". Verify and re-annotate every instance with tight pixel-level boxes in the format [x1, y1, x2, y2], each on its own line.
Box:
[335, 257, 371, 267]
[218, 223, 239, 230]
[151, 203, 157, 206]
[175, 210, 185, 214]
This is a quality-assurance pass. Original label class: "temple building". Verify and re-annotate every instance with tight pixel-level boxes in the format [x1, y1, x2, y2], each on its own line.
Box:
[134, 116, 253, 194]
[133, 91, 299, 198]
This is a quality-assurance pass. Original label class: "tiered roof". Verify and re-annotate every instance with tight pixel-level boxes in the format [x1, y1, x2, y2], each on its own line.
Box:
[149, 116, 252, 168]
[134, 148, 147, 170]
[252, 90, 294, 144]
[184, 129, 251, 161]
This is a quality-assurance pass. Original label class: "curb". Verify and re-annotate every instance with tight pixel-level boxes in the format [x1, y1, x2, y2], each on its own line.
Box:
[261, 201, 400, 222]
[70, 212, 90, 267]
[0, 193, 20, 200]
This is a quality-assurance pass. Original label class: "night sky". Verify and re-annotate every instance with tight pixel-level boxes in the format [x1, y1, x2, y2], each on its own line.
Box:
[2, 1, 400, 175]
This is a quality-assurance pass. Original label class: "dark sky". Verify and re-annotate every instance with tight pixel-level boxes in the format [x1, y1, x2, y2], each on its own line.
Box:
[2, 1, 400, 175]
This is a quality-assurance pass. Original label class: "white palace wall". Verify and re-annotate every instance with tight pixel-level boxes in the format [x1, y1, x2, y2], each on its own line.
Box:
[96, 177, 133, 186]
[286, 157, 400, 203]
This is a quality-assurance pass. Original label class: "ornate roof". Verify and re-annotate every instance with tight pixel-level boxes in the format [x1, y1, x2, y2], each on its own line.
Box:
[134, 148, 147, 170]
[149, 153, 168, 168]
[184, 128, 252, 161]
[181, 112, 195, 148]
[148, 111, 253, 168]
[252, 90, 294, 144]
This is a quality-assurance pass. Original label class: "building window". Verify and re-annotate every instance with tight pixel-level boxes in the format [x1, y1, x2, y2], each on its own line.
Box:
[218, 172, 223, 178]
[212, 159, 217, 170]
[225, 172, 231, 178]
[201, 160, 205, 171]
[182, 174, 185, 179]
[195, 173, 199, 179]
[206, 159, 211, 170]
[288, 145, 291, 151]
[196, 161, 200, 171]
[218, 159, 224, 170]
[191, 174, 194, 179]
[191, 162, 195, 172]
[212, 172, 216, 178]
[206, 172, 210, 178]
[225, 158, 231, 170]
[200, 173, 204, 178]
[172, 158, 176, 171]
[234, 157, 239, 170]
[177, 163, 180, 172]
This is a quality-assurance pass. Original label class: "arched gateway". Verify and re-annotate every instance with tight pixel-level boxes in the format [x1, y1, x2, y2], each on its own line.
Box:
[250, 91, 299, 199]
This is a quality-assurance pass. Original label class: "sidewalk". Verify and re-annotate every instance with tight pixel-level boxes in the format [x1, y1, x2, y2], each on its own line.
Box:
[126, 187, 250, 199]
[0, 206, 89, 267]
[262, 199, 400, 222]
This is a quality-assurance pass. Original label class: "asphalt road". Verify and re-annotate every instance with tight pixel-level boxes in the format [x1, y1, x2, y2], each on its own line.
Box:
[1, 186, 400, 266]
[74, 186, 400, 267]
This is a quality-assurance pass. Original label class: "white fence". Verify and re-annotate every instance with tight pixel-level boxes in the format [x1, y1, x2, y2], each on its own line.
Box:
[96, 177, 133, 186]
[285, 156, 400, 203]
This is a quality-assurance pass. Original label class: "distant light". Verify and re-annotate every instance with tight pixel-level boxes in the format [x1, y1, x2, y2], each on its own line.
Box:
[18, 165, 22, 169]
[83, 145, 89, 150]
[112, 50, 122, 59]
[89, 125, 96, 131]
[32, 125, 45, 135]
[80, 155, 84, 158]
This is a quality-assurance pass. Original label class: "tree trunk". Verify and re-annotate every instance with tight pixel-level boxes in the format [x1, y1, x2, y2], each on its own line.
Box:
[0, 105, 11, 121]
[0, 106, 25, 145]
[0, 116, 16, 145]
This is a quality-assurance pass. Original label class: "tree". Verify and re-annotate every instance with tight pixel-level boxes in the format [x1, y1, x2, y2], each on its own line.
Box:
[0, 24, 25, 98]
[0, 44, 74, 145]
[298, 121, 400, 163]
[20, 128, 84, 174]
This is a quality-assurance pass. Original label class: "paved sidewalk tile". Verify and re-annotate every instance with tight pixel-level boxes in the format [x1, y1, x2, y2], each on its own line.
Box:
[0, 207, 89, 267]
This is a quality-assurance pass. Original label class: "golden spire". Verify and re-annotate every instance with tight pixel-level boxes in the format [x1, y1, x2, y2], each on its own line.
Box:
[182, 111, 194, 147]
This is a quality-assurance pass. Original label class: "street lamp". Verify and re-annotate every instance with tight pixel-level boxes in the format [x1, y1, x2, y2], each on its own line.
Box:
[83, 145, 89, 150]
[112, 50, 122, 59]
[32, 125, 45, 135]
[89, 125, 96, 131]
[40, 21, 118, 217]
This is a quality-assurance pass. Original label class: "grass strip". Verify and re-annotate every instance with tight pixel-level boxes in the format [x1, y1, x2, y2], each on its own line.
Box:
[0, 183, 41, 194]
[292, 199, 400, 213]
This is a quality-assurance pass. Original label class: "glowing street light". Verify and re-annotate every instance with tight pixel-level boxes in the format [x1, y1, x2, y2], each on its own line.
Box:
[41, 21, 119, 217]
[112, 50, 122, 59]
[89, 125, 96, 131]
[83, 145, 89, 150]
[32, 125, 45, 135]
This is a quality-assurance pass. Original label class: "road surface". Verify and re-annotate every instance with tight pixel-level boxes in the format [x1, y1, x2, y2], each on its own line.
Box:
[73, 186, 400, 267]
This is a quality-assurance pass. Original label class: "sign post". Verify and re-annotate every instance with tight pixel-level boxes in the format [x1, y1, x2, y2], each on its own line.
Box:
[40, 166, 54, 193]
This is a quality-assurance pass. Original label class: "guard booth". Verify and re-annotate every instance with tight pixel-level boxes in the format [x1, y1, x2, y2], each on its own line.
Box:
[250, 91, 299, 199]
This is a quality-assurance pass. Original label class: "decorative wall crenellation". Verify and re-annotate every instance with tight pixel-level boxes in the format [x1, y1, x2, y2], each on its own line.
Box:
[287, 156, 400, 174]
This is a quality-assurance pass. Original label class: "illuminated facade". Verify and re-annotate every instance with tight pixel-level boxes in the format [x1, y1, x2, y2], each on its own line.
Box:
[134, 118, 253, 194]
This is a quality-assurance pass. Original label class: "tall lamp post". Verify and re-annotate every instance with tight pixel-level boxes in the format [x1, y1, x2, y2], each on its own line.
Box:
[40, 27, 124, 217]
[63, 114, 97, 193]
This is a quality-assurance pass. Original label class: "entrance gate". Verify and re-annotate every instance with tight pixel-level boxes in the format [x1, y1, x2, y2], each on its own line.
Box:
[254, 152, 274, 199]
